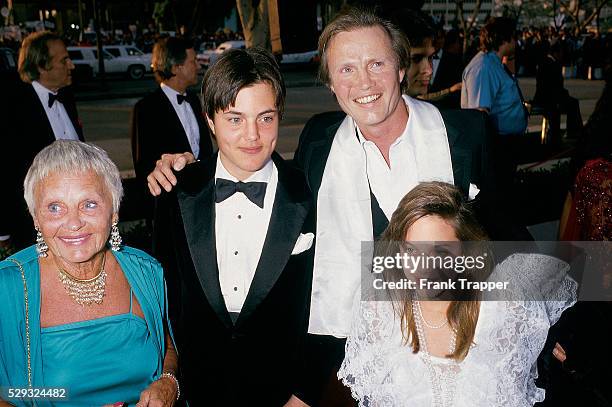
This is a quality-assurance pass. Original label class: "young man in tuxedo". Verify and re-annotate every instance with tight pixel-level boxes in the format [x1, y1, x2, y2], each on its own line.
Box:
[153, 48, 313, 406]
[0, 31, 83, 254]
[130, 37, 213, 225]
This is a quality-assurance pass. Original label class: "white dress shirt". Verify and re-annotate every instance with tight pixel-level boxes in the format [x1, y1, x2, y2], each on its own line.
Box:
[32, 81, 79, 140]
[215, 156, 278, 313]
[356, 115, 419, 220]
[161, 83, 201, 158]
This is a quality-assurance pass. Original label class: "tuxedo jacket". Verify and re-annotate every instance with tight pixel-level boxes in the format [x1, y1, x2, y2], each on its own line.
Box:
[0, 81, 83, 249]
[430, 51, 465, 109]
[430, 51, 465, 93]
[130, 87, 213, 183]
[153, 153, 313, 406]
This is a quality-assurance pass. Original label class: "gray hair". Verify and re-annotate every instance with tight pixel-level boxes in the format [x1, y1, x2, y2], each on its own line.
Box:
[24, 141, 123, 216]
[18, 31, 62, 83]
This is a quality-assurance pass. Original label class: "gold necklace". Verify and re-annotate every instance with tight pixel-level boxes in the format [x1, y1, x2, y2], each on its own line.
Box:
[56, 251, 107, 306]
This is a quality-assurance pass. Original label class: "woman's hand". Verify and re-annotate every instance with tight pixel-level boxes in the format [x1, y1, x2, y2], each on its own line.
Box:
[135, 376, 177, 407]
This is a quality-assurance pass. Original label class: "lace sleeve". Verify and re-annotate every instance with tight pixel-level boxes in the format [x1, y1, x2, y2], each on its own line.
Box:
[490, 253, 577, 323]
[338, 287, 399, 406]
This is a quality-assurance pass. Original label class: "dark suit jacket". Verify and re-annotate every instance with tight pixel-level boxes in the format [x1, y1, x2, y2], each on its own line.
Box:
[130, 87, 213, 183]
[153, 153, 313, 406]
[430, 51, 465, 109]
[533, 55, 567, 108]
[431, 51, 464, 93]
[0, 81, 83, 249]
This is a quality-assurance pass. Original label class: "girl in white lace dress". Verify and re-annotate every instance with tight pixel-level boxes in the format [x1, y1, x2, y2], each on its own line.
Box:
[338, 182, 576, 407]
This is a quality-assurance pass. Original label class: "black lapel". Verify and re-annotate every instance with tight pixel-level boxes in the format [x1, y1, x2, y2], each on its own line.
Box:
[307, 120, 342, 199]
[177, 154, 233, 328]
[158, 88, 192, 152]
[187, 94, 214, 159]
[370, 191, 389, 238]
[441, 111, 471, 195]
[26, 84, 55, 142]
[236, 153, 310, 326]
[59, 87, 84, 140]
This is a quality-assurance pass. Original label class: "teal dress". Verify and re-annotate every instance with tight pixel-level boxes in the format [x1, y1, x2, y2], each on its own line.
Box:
[0, 246, 172, 407]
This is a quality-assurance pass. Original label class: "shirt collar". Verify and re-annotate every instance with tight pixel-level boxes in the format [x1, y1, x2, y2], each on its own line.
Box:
[215, 154, 274, 184]
[161, 83, 186, 99]
[485, 50, 503, 66]
[32, 81, 57, 105]
[354, 98, 410, 148]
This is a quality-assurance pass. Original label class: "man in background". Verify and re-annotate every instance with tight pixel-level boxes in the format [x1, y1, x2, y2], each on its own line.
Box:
[0, 31, 83, 254]
[461, 17, 527, 188]
[390, 9, 462, 106]
[130, 36, 213, 226]
[533, 40, 583, 144]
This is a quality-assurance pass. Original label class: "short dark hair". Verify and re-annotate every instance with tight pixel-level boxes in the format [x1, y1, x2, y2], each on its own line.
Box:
[18, 31, 62, 82]
[151, 36, 193, 81]
[479, 17, 516, 52]
[390, 9, 436, 49]
[201, 47, 286, 121]
[318, 7, 410, 92]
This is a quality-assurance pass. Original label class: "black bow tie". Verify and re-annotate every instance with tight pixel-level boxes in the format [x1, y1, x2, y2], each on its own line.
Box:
[176, 94, 187, 105]
[215, 178, 267, 208]
[48, 92, 63, 108]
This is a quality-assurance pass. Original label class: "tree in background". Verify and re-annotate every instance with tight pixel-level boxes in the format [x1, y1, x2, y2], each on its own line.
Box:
[559, 0, 610, 35]
[496, 0, 610, 34]
[236, 0, 281, 55]
[153, 0, 178, 32]
[455, 0, 484, 57]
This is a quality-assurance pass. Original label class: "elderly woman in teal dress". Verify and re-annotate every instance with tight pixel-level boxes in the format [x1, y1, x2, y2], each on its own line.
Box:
[0, 141, 179, 406]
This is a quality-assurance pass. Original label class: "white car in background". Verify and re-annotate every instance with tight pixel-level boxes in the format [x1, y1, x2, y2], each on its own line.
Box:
[197, 40, 319, 69]
[196, 41, 218, 69]
[280, 49, 319, 65]
[104, 45, 152, 78]
[197, 40, 245, 68]
[67, 46, 151, 79]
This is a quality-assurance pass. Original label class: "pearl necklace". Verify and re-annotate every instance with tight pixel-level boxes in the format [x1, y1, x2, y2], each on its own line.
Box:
[414, 299, 449, 329]
[56, 252, 107, 306]
[412, 300, 459, 407]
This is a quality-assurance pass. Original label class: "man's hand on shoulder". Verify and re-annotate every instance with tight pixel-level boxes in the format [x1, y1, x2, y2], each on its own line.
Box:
[147, 152, 196, 196]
